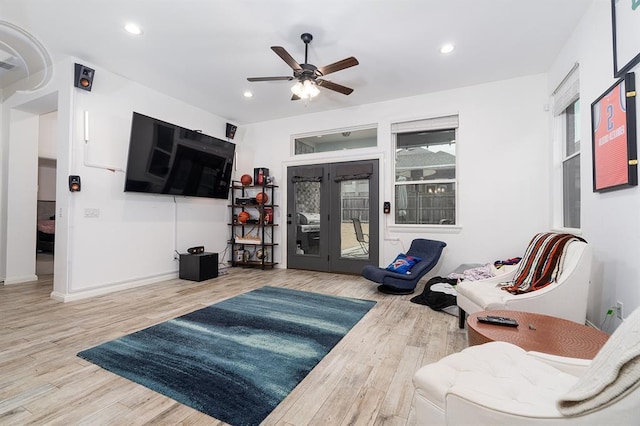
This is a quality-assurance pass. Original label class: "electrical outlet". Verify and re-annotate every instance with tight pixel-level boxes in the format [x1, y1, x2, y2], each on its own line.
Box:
[616, 301, 624, 320]
[84, 208, 100, 218]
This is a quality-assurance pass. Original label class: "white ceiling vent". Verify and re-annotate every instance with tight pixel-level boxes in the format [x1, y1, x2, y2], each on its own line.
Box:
[0, 48, 15, 70]
[0, 20, 53, 99]
[0, 47, 13, 61]
[0, 60, 16, 70]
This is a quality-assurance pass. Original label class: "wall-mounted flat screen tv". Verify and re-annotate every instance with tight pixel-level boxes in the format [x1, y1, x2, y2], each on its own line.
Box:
[124, 112, 235, 199]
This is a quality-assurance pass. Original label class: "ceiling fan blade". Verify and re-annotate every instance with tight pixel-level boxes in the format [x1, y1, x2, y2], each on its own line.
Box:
[317, 79, 354, 95]
[318, 57, 359, 76]
[247, 76, 294, 82]
[271, 46, 303, 71]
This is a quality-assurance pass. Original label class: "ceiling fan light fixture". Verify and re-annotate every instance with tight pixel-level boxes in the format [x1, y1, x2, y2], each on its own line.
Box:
[291, 79, 319, 99]
[248, 33, 357, 100]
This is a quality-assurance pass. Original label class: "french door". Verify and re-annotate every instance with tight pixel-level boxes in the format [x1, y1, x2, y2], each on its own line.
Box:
[286, 160, 379, 274]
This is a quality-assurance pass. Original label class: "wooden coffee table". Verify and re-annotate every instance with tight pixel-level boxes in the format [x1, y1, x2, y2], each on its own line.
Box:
[467, 310, 609, 359]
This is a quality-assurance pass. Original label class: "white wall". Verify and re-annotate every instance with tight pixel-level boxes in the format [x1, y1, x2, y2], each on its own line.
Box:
[242, 73, 551, 277]
[5, 109, 40, 284]
[38, 110, 57, 203]
[38, 110, 57, 159]
[0, 94, 6, 280]
[1, 75, 63, 287]
[59, 59, 234, 300]
[549, 0, 640, 330]
[38, 161, 57, 201]
[2, 57, 234, 299]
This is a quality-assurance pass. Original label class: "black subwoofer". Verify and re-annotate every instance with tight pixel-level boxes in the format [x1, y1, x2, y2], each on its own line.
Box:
[179, 252, 218, 282]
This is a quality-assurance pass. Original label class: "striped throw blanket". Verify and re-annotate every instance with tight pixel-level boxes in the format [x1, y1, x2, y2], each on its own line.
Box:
[501, 232, 586, 294]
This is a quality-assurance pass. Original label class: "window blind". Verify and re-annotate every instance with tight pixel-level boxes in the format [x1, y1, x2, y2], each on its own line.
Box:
[391, 114, 459, 133]
[552, 63, 580, 116]
[290, 167, 324, 183]
[333, 162, 373, 182]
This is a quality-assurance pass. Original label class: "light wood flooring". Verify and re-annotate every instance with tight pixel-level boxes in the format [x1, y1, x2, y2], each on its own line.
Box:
[0, 268, 467, 425]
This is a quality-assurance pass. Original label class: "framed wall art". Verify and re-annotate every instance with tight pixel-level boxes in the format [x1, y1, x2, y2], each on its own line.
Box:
[611, 0, 640, 77]
[591, 72, 637, 192]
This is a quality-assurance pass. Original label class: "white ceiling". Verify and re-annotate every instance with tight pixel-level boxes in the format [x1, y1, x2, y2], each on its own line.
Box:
[0, 0, 594, 125]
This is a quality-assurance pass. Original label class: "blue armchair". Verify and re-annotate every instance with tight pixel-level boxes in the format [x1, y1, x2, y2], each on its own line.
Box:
[362, 239, 447, 294]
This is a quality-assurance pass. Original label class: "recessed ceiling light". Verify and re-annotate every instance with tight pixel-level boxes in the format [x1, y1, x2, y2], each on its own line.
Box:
[125, 23, 143, 35]
[440, 43, 455, 54]
[243, 91, 253, 98]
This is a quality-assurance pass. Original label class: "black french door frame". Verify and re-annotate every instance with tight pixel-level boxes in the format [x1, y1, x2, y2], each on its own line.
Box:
[286, 159, 379, 274]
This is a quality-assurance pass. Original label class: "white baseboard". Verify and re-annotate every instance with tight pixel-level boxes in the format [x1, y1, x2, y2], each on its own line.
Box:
[3, 274, 39, 285]
[50, 272, 179, 302]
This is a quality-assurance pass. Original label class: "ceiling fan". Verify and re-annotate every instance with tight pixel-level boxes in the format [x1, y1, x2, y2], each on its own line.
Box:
[247, 33, 359, 101]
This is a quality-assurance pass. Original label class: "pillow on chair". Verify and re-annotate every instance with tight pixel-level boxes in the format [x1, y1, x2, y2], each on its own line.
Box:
[385, 253, 422, 274]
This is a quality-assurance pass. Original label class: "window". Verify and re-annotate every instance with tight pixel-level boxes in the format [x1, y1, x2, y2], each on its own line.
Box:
[392, 115, 458, 225]
[563, 100, 580, 228]
[294, 127, 377, 155]
[553, 64, 580, 229]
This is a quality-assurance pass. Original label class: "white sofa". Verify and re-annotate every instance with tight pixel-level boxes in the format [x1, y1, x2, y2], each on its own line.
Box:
[409, 307, 640, 425]
[456, 240, 592, 328]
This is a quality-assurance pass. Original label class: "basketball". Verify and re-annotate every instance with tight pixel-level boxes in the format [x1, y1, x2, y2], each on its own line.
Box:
[240, 174, 252, 186]
[238, 211, 250, 223]
[256, 192, 269, 204]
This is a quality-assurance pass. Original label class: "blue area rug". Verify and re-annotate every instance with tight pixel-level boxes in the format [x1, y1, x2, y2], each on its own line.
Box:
[77, 286, 376, 425]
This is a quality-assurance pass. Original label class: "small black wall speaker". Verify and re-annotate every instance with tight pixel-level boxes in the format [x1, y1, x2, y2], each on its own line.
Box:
[226, 123, 237, 139]
[69, 175, 81, 192]
[74, 63, 95, 91]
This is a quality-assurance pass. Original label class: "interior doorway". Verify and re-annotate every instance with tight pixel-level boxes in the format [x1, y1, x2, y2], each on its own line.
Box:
[35, 197, 56, 276]
[286, 159, 379, 274]
[35, 112, 58, 278]
[2, 98, 59, 286]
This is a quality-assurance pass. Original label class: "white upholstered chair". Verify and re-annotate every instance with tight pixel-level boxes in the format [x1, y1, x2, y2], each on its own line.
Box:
[457, 239, 592, 328]
[409, 307, 640, 425]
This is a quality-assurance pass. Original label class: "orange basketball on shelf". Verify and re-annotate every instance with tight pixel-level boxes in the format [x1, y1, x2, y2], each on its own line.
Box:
[238, 211, 250, 223]
[240, 174, 252, 186]
[255, 192, 269, 204]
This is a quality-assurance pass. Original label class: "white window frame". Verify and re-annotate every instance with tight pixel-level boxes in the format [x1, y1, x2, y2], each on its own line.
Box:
[291, 124, 378, 156]
[552, 63, 581, 231]
[391, 115, 459, 226]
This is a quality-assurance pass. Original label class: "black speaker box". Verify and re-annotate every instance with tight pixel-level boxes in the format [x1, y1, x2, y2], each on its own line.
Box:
[179, 252, 218, 282]
[69, 175, 81, 192]
[187, 246, 205, 254]
[226, 123, 237, 139]
[74, 63, 95, 91]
